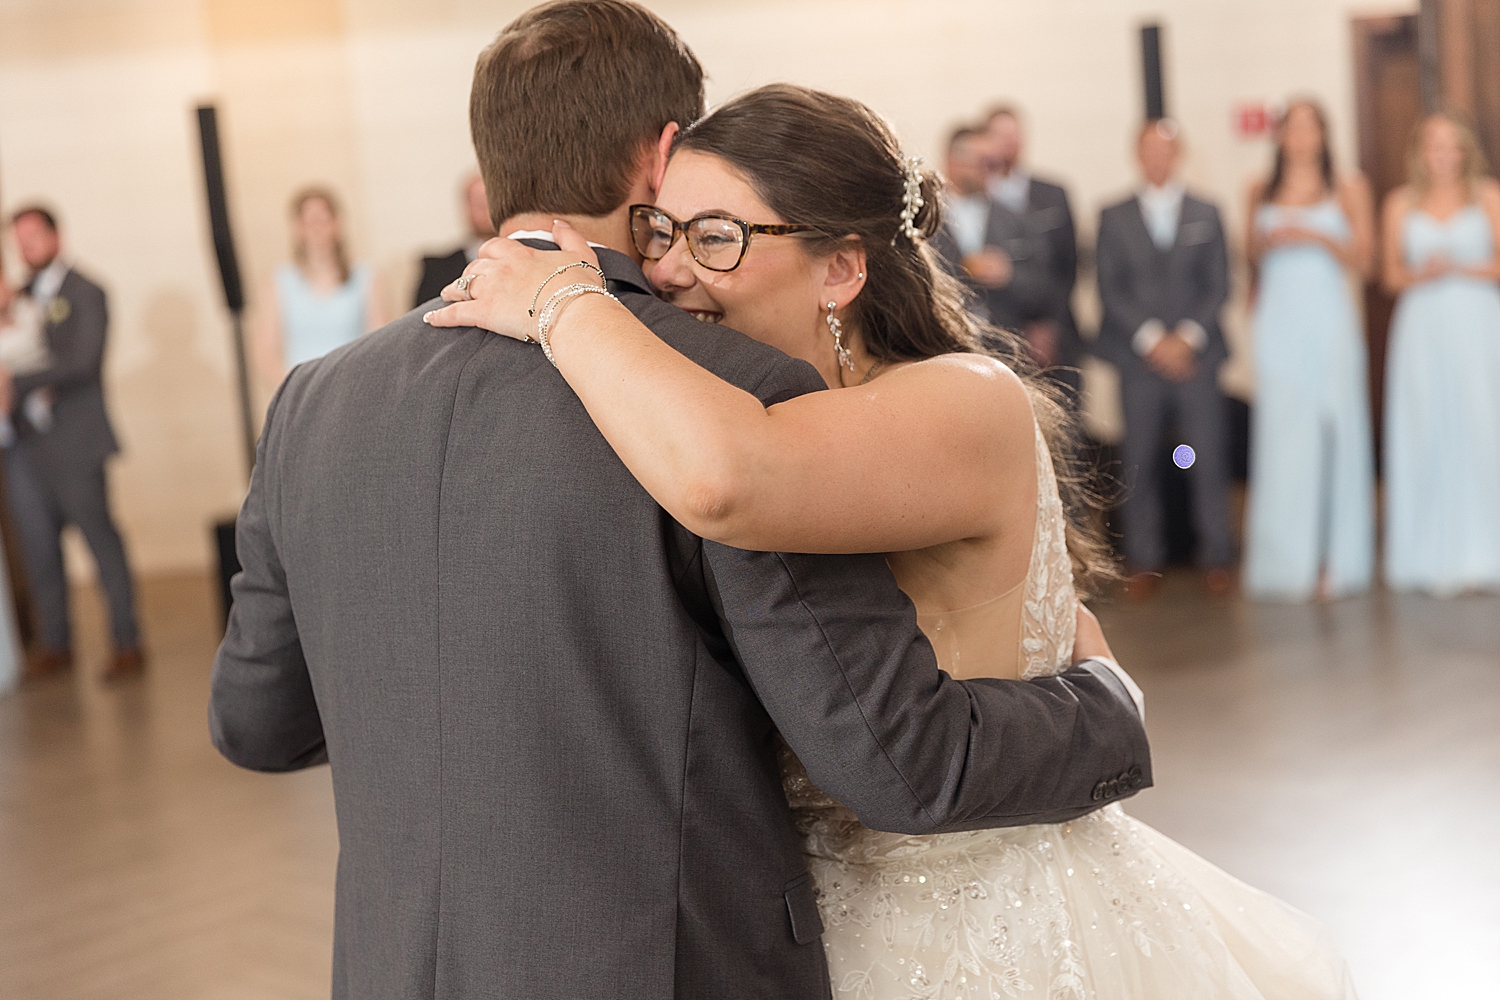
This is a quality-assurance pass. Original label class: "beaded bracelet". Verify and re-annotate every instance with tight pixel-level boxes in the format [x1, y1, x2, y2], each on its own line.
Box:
[535, 283, 618, 367]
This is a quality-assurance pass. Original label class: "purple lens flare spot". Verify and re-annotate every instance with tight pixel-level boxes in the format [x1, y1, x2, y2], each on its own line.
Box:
[1172, 445, 1196, 470]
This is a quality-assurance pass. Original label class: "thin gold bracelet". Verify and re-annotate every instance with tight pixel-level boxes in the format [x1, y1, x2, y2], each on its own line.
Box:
[527, 261, 608, 317]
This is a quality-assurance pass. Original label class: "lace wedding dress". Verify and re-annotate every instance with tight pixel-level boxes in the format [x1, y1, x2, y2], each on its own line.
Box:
[782, 423, 1356, 1000]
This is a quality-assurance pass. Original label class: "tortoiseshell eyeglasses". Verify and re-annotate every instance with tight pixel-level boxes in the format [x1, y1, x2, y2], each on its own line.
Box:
[628, 204, 820, 272]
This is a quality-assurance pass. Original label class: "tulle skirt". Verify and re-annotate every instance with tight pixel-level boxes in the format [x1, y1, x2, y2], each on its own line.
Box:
[801, 803, 1355, 1000]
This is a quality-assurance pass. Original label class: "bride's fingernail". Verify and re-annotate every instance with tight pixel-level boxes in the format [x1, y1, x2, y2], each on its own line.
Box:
[423, 311, 435, 323]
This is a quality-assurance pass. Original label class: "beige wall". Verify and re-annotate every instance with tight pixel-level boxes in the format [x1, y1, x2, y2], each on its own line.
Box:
[0, 0, 1412, 578]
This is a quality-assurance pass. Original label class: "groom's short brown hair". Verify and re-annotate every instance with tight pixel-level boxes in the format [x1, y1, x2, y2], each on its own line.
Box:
[471, 0, 705, 226]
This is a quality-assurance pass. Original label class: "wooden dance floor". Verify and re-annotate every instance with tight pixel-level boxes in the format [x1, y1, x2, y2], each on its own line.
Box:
[1, 572, 1496, 997]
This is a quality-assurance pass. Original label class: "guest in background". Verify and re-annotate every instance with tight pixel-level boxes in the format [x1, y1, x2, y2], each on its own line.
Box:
[0, 263, 51, 448]
[983, 105, 1083, 395]
[1381, 113, 1500, 594]
[1, 206, 143, 682]
[0, 273, 28, 695]
[1095, 120, 1235, 598]
[251, 188, 386, 386]
[413, 172, 496, 308]
[931, 127, 1053, 356]
[1243, 100, 1376, 601]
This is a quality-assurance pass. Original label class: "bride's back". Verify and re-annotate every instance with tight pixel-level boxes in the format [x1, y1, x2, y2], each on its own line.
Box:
[896, 417, 1078, 682]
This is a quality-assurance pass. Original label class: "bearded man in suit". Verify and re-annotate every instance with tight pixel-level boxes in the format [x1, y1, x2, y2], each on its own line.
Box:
[3, 206, 143, 682]
[982, 105, 1084, 397]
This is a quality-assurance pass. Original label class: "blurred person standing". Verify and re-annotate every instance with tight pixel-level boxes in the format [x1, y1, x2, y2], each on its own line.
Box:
[1243, 101, 1376, 601]
[413, 173, 496, 307]
[1095, 120, 1235, 597]
[1381, 113, 1500, 594]
[251, 188, 386, 386]
[2, 207, 142, 682]
[983, 105, 1083, 396]
[931, 127, 1051, 343]
[0, 274, 29, 695]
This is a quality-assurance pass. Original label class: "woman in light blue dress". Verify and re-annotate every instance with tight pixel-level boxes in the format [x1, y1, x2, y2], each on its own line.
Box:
[1243, 101, 1377, 601]
[1381, 113, 1500, 594]
[253, 188, 386, 385]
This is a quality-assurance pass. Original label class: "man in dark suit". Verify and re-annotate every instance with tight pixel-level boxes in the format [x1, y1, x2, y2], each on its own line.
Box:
[982, 106, 1084, 397]
[931, 128, 1059, 352]
[3, 206, 142, 681]
[1094, 120, 1235, 597]
[411, 173, 495, 307]
[210, 4, 1149, 997]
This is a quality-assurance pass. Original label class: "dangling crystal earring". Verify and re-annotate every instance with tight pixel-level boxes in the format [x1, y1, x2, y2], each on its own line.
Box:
[827, 300, 854, 373]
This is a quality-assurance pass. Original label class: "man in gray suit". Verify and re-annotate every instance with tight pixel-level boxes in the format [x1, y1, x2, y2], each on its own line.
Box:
[1094, 120, 1235, 597]
[210, 3, 1150, 997]
[3, 206, 142, 682]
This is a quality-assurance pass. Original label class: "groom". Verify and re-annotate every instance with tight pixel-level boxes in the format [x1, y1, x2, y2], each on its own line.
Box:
[209, 2, 1150, 998]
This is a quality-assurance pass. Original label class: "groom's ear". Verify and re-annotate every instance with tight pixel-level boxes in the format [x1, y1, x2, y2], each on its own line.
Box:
[650, 122, 680, 197]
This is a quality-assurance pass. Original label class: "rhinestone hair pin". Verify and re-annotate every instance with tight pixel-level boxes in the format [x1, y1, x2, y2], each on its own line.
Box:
[894, 155, 926, 245]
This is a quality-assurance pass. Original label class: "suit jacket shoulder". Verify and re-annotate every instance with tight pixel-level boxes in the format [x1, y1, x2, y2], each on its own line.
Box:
[1181, 193, 1222, 219]
[1099, 195, 1141, 223]
[1027, 176, 1069, 207]
[60, 267, 107, 306]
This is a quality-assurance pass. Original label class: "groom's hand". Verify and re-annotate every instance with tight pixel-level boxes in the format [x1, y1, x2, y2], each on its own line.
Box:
[1071, 605, 1114, 664]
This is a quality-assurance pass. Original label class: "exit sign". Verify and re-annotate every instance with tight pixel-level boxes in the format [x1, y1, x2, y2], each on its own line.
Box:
[1235, 102, 1275, 138]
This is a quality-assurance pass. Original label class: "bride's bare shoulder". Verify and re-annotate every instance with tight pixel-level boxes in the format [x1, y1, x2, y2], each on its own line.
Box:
[879, 352, 1034, 422]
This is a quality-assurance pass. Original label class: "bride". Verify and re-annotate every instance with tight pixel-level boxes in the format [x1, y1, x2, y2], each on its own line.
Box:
[428, 84, 1355, 999]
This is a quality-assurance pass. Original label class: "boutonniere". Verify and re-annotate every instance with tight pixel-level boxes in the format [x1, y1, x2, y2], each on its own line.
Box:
[46, 296, 72, 325]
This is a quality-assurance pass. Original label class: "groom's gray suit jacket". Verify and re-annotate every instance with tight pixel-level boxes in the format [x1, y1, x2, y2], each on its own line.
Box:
[210, 246, 1151, 1000]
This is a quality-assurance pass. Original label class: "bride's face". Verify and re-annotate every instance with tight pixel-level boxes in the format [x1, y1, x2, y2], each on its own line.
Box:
[644, 150, 835, 375]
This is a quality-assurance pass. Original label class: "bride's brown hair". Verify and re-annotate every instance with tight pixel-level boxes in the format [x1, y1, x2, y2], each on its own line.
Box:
[675, 84, 1117, 595]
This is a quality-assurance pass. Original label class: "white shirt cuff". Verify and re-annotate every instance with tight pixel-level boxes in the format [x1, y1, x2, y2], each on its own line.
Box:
[1132, 319, 1166, 357]
[1175, 320, 1207, 352]
[1087, 656, 1145, 722]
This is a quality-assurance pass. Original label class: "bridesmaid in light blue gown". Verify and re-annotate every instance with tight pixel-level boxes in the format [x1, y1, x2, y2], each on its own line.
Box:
[1243, 101, 1377, 600]
[1381, 113, 1500, 594]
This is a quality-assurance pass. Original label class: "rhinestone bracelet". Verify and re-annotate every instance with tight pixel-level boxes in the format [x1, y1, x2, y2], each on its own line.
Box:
[536, 283, 618, 367]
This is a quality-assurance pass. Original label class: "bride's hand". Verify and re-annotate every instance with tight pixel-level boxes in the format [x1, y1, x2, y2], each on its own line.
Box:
[423, 221, 602, 342]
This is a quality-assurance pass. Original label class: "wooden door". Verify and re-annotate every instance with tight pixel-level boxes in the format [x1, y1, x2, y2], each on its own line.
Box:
[1352, 16, 1423, 468]
[1432, 0, 1500, 170]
